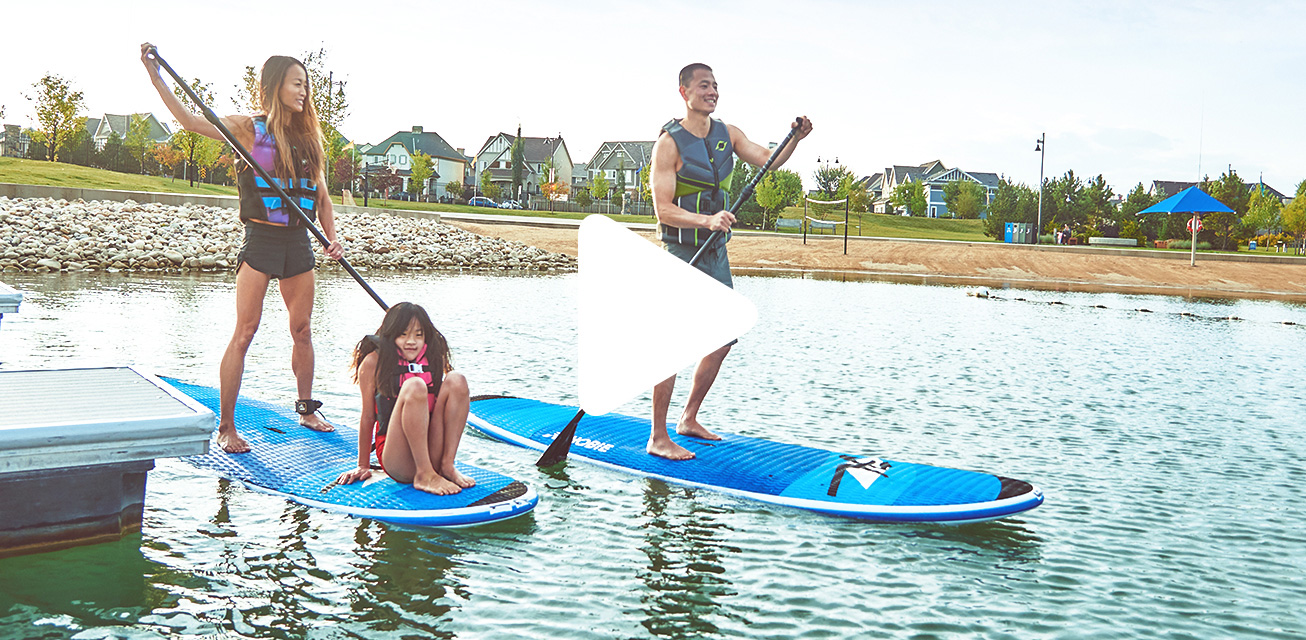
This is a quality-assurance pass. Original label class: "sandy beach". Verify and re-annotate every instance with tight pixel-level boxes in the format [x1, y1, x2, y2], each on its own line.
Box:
[448, 220, 1306, 302]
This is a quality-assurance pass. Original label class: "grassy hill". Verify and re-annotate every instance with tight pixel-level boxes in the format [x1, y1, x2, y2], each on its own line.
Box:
[0, 157, 239, 196]
[776, 206, 990, 242]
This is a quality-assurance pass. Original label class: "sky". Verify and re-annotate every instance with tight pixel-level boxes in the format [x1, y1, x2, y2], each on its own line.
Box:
[2, 0, 1304, 194]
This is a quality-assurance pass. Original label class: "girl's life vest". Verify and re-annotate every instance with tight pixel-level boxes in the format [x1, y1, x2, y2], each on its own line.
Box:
[372, 340, 441, 439]
[659, 118, 735, 248]
[236, 115, 319, 227]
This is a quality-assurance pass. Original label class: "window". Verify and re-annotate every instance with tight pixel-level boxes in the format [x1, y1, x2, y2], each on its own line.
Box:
[400, 156, 407, 166]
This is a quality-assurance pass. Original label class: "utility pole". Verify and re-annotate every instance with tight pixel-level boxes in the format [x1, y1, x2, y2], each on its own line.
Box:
[1035, 133, 1046, 244]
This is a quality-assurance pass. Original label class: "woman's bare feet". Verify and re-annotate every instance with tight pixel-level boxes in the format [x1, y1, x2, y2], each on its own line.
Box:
[299, 413, 336, 432]
[648, 436, 696, 460]
[216, 424, 251, 453]
[675, 416, 722, 440]
[414, 470, 461, 495]
[442, 467, 477, 489]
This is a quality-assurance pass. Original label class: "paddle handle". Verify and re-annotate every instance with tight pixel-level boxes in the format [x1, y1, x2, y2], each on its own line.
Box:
[146, 46, 388, 311]
[689, 117, 805, 266]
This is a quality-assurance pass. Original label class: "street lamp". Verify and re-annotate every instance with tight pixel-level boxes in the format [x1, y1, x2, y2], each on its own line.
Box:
[1035, 133, 1045, 244]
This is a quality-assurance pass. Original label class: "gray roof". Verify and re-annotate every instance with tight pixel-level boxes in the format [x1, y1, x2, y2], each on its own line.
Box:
[366, 127, 464, 162]
[587, 141, 655, 171]
[95, 113, 172, 142]
[479, 133, 571, 165]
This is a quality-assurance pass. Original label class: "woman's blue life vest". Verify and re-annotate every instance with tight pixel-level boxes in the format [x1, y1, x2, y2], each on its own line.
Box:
[659, 118, 735, 248]
[372, 341, 441, 440]
[236, 116, 319, 227]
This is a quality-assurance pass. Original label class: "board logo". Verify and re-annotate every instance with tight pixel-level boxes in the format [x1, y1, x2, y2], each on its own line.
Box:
[541, 431, 615, 454]
[827, 456, 891, 496]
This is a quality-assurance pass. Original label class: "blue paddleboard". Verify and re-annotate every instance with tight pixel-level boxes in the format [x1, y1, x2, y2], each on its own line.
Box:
[163, 379, 538, 527]
[468, 397, 1042, 523]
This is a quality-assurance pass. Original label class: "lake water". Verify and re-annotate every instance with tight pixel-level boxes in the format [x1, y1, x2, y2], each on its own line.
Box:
[1, 270, 1304, 639]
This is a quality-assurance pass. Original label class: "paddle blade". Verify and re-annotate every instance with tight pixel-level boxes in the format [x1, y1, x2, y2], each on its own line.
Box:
[536, 409, 585, 467]
[577, 215, 757, 416]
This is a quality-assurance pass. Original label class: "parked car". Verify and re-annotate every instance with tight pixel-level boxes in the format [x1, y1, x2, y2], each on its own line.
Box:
[498, 200, 523, 210]
[468, 196, 498, 208]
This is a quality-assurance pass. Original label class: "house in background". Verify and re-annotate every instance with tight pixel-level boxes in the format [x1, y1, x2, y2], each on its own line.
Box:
[583, 141, 655, 200]
[0, 125, 31, 158]
[87, 114, 172, 151]
[360, 126, 467, 199]
[1149, 179, 1290, 204]
[472, 130, 572, 200]
[870, 160, 1000, 217]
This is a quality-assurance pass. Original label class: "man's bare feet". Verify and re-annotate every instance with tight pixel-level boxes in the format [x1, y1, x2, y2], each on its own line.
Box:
[676, 416, 722, 441]
[414, 470, 461, 495]
[299, 413, 336, 432]
[216, 424, 251, 454]
[442, 467, 477, 489]
[648, 436, 696, 460]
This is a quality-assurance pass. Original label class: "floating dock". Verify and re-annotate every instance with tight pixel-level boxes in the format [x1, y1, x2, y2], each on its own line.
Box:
[0, 367, 215, 558]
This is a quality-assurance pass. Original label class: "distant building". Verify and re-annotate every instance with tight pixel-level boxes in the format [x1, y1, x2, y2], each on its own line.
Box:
[0, 125, 30, 158]
[360, 126, 467, 199]
[583, 141, 654, 200]
[1148, 180, 1289, 204]
[470, 131, 572, 201]
[87, 113, 172, 151]
[868, 160, 1000, 217]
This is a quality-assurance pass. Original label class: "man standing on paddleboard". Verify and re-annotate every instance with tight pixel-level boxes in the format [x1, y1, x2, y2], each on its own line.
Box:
[647, 63, 812, 460]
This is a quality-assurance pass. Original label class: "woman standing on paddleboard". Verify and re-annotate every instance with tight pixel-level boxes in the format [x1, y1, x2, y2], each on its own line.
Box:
[141, 44, 344, 453]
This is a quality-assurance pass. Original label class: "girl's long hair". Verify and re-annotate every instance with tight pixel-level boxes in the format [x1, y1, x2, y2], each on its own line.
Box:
[259, 55, 325, 184]
[351, 302, 453, 400]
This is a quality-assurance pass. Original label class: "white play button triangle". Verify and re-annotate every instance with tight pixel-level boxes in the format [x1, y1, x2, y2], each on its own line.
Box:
[578, 214, 757, 416]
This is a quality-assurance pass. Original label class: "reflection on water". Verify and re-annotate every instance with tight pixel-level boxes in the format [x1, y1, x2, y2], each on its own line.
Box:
[2, 271, 1306, 639]
[636, 481, 738, 638]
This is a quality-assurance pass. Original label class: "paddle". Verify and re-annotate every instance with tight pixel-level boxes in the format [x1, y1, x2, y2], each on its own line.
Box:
[145, 46, 388, 311]
[535, 117, 805, 467]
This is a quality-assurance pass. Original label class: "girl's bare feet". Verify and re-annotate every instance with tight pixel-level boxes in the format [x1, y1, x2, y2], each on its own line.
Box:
[414, 470, 461, 495]
[442, 467, 477, 489]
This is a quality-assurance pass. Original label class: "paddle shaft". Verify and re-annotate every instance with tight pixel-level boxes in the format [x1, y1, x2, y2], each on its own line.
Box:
[689, 117, 805, 266]
[537, 118, 804, 467]
[146, 47, 388, 311]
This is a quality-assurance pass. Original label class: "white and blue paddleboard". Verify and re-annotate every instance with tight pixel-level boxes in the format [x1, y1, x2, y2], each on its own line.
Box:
[469, 397, 1042, 524]
[163, 379, 538, 527]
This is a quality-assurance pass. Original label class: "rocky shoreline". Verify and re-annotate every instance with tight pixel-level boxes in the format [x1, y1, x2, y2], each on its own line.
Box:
[0, 197, 577, 274]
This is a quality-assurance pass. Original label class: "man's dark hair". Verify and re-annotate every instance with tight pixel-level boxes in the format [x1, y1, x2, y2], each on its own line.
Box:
[679, 63, 713, 87]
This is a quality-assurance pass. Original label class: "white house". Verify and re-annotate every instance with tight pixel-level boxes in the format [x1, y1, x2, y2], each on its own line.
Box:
[472, 130, 573, 200]
[360, 126, 468, 199]
[583, 141, 654, 200]
[87, 113, 172, 151]
[870, 160, 1000, 217]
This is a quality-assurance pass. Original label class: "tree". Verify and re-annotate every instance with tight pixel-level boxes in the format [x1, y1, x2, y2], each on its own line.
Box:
[942, 180, 987, 219]
[171, 77, 223, 185]
[444, 180, 463, 201]
[1244, 187, 1283, 236]
[540, 180, 569, 204]
[590, 173, 610, 208]
[727, 161, 761, 215]
[102, 132, 127, 173]
[983, 178, 1039, 239]
[232, 65, 260, 114]
[1120, 183, 1162, 241]
[814, 163, 854, 199]
[408, 151, 434, 198]
[638, 165, 652, 206]
[479, 168, 502, 201]
[214, 153, 237, 185]
[614, 157, 627, 210]
[1281, 180, 1306, 253]
[372, 168, 403, 198]
[1202, 169, 1251, 250]
[26, 74, 85, 162]
[509, 135, 525, 202]
[575, 187, 593, 208]
[124, 114, 155, 174]
[334, 153, 360, 192]
[890, 181, 927, 216]
[755, 169, 802, 228]
[152, 142, 183, 180]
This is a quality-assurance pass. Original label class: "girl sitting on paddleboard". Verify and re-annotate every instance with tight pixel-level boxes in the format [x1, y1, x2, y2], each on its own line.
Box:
[337, 302, 475, 495]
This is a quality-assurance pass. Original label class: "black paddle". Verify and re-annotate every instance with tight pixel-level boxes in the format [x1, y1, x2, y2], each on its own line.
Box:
[535, 117, 806, 468]
[145, 46, 388, 311]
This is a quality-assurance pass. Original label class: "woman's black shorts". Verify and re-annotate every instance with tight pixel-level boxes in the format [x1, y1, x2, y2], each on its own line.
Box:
[237, 222, 315, 279]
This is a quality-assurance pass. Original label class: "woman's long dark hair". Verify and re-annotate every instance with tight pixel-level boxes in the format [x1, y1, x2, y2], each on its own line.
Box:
[259, 55, 324, 184]
[351, 302, 452, 399]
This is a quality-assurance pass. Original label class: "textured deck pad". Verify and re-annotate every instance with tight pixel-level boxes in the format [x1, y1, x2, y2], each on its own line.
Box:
[163, 379, 537, 527]
[469, 397, 1042, 523]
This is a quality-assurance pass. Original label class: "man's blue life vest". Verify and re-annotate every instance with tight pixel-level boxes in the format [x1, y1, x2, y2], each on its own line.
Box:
[659, 118, 734, 248]
[236, 116, 319, 227]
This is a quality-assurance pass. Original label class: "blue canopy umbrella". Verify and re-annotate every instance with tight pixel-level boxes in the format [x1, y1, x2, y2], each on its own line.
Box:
[1138, 186, 1233, 266]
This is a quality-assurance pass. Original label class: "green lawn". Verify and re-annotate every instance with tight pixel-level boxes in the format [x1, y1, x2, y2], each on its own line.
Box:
[0, 157, 239, 196]
[776, 207, 991, 242]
